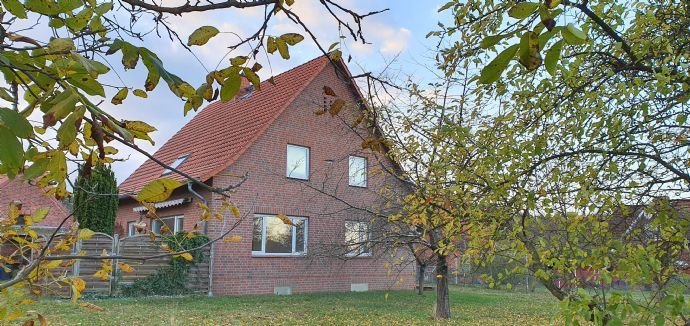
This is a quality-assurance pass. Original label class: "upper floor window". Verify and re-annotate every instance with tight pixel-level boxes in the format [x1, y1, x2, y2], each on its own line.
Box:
[345, 221, 371, 257]
[252, 215, 308, 256]
[162, 154, 190, 176]
[348, 156, 367, 187]
[152, 215, 184, 235]
[286, 145, 309, 180]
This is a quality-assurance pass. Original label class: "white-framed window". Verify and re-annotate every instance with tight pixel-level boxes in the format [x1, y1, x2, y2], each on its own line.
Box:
[162, 154, 190, 176]
[345, 221, 371, 257]
[252, 215, 308, 256]
[286, 144, 309, 180]
[127, 221, 136, 236]
[152, 215, 184, 235]
[348, 155, 367, 187]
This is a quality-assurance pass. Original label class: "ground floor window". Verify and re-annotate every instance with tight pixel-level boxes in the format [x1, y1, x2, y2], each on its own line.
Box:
[127, 221, 136, 236]
[151, 215, 184, 235]
[345, 221, 371, 257]
[252, 215, 307, 256]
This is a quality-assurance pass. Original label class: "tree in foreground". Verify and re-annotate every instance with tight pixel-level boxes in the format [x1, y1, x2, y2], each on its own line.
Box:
[429, 0, 690, 324]
[72, 163, 118, 235]
[0, 0, 385, 322]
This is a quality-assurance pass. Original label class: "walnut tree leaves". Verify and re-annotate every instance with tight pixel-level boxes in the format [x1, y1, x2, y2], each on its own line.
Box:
[475, 0, 589, 83]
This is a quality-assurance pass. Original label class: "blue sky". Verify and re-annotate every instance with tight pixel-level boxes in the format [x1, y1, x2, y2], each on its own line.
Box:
[102, 0, 446, 183]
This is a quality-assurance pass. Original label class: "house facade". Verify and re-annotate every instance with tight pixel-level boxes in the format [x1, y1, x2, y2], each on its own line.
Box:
[0, 176, 70, 227]
[116, 55, 415, 295]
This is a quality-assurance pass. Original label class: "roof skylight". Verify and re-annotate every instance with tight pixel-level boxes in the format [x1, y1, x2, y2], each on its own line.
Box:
[161, 154, 190, 176]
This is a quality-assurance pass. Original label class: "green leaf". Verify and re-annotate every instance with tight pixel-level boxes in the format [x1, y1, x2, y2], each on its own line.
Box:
[67, 74, 105, 96]
[140, 48, 187, 97]
[220, 73, 241, 101]
[47, 38, 75, 52]
[120, 41, 140, 69]
[187, 26, 220, 46]
[480, 34, 510, 49]
[65, 7, 93, 31]
[230, 56, 247, 66]
[478, 44, 519, 84]
[279, 33, 304, 46]
[518, 31, 542, 71]
[24, 158, 49, 180]
[508, 2, 539, 19]
[137, 178, 184, 203]
[0, 108, 33, 138]
[276, 38, 289, 59]
[437, 1, 454, 12]
[111, 88, 128, 105]
[562, 23, 587, 45]
[266, 36, 277, 54]
[25, 0, 60, 15]
[544, 40, 563, 76]
[0, 126, 24, 175]
[57, 107, 84, 149]
[242, 67, 260, 90]
[94, 1, 112, 15]
[133, 89, 147, 98]
[1, 0, 27, 19]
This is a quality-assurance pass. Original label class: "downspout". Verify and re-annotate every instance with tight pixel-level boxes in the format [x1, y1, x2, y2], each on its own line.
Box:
[187, 182, 213, 297]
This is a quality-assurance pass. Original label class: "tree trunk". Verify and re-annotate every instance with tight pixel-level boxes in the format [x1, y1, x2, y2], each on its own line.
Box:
[417, 263, 426, 295]
[435, 256, 451, 319]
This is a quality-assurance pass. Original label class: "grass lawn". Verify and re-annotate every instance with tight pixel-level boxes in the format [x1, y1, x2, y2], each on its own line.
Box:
[27, 286, 561, 325]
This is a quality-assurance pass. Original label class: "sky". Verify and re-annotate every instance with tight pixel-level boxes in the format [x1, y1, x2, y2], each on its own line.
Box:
[75, 1, 447, 184]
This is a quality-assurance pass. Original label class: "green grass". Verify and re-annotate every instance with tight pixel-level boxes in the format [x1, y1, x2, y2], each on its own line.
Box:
[27, 286, 561, 325]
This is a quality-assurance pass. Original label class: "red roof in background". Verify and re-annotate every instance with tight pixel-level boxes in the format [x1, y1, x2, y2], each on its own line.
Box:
[119, 55, 333, 193]
[0, 176, 70, 226]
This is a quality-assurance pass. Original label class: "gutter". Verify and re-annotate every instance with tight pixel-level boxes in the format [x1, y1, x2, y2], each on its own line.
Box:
[187, 182, 214, 297]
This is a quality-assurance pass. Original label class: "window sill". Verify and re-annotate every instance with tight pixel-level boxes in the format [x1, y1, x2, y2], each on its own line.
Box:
[252, 252, 307, 258]
[348, 184, 367, 188]
[345, 253, 372, 258]
[286, 176, 310, 181]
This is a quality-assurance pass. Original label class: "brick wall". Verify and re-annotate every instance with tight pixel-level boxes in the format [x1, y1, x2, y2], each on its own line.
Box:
[206, 64, 414, 295]
[0, 177, 70, 227]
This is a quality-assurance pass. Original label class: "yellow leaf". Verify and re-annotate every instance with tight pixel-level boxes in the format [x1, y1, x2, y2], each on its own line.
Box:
[230, 205, 240, 219]
[123, 120, 157, 133]
[137, 178, 183, 203]
[224, 235, 242, 243]
[93, 269, 110, 281]
[37, 314, 47, 326]
[276, 213, 293, 225]
[179, 252, 193, 261]
[79, 302, 105, 311]
[78, 228, 96, 240]
[118, 262, 135, 273]
[72, 277, 86, 302]
[32, 207, 50, 223]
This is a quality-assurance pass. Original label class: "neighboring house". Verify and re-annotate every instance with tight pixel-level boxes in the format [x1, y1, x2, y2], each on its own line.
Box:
[0, 175, 70, 227]
[565, 198, 690, 288]
[0, 175, 70, 280]
[115, 55, 415, 295]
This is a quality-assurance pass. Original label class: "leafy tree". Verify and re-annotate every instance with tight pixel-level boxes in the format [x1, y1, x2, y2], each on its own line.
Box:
[0, 0, 384, 322]
[72, 163, 118, 235]
[429, 0, 690, 323]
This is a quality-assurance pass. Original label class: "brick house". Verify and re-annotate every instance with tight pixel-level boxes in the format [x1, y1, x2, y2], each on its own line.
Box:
[115, 55, 415, 295]
[0, 175, 70, 227]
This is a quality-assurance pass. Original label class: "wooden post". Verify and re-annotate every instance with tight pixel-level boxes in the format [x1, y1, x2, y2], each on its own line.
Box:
[109, 234, 119, 296]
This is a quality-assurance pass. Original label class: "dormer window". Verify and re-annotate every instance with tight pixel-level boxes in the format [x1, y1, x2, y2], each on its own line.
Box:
[162, 154, 190, 176]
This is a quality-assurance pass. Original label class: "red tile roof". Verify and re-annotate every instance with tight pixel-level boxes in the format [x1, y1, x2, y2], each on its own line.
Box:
[119, 55, 333, 193]
[0, 176, 71, 226]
